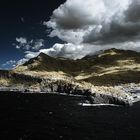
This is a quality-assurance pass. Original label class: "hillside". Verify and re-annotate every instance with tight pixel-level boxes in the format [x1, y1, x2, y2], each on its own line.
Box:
[14, 48, 140, 86]
[0, 48, 140, 105]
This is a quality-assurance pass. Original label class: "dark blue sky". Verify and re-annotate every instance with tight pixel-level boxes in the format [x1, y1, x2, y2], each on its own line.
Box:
[0, 0, 66, 69]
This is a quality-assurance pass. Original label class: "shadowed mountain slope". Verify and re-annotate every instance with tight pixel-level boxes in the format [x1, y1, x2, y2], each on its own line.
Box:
[0, 48, 140, 86]
[14, 48, 140, 86]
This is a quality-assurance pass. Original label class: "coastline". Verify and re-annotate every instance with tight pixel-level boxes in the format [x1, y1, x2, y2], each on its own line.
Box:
[0, 85, 138, 106]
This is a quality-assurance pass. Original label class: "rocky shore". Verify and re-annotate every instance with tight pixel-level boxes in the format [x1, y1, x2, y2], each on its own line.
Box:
[0, 69, 139, 106]
[1, 82, 139, 106]
[0, 49, 140, 106]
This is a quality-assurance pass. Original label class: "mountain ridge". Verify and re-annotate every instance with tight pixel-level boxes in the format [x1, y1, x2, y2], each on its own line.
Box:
[0, 48, 140, 105]
[13, 48, 140, 85]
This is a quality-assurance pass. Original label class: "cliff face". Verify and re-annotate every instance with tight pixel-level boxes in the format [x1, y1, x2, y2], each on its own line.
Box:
[0, 70, 42, 85]
[0, 48, 140, 105]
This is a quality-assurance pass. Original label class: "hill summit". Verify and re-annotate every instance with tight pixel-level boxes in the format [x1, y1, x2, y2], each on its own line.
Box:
[14, 48, 140, 85]
[0, 48, 140, 105]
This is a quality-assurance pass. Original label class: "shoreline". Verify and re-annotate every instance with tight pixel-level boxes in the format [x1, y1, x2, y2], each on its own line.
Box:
[0, 90, 136, 106]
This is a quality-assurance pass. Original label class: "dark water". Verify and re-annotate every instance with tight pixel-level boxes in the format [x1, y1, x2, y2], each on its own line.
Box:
[0, 92, 140, 140]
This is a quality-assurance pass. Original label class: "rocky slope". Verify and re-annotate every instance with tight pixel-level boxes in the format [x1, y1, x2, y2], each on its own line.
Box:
[15, 48, 140, 85]
[0, 48, 140, 105]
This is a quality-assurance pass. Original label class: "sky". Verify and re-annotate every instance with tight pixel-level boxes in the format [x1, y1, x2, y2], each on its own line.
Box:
[0, 0, 65, 69]
[0, 0, 140, 69]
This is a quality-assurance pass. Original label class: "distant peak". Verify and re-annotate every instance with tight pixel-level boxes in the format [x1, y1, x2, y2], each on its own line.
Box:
[104, 48, 122, 53]
[38, 52, 49, 57]
[37, 52, 55, 60]
[83, 48, 139, 60]
[104, 48, 138, 54]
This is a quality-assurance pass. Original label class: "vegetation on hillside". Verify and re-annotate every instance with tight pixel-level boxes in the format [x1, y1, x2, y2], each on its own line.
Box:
[0, 48, 140, 86]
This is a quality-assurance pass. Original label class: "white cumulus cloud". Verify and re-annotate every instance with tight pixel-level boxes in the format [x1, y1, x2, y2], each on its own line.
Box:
[14, 0, 140, 66]
[1, 60, 17, 69]
[15, 38, 44, 51]
[45, 0, 132, 44]
[16, 37, 27, 44]
[42, 0, 140, 59]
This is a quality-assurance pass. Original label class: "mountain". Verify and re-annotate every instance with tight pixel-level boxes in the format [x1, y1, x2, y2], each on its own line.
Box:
[14, 48, 140, 85]
[0, 48, 140, 105]
[81, 48, 140, 85]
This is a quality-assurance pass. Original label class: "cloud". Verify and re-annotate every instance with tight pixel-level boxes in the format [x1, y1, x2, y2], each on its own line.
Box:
[16, 40, 140, 67]
[45, 41, 140, 59]
[16, 37, 27, 44]
[17, 58, 28, 66]
[40, 43, 87, 59]
[45, 0, 133, 43]
[125, 0, 140, 22]
[11, 0, 140, 67]
[33, 39, 44, 50]
[36, 0, 140, 59]
[15, 38, 44, 51]
[17, 51, 40, 65]
[14, 38, 44, 66]
[43, 0, 139, 49]
[24, 51, 40, 59]
[1, 60, 17, 69]
[29, 41, 140, 60]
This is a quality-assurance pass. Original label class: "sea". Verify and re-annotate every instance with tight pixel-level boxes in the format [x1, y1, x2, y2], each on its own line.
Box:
[0, 91, 140, 140]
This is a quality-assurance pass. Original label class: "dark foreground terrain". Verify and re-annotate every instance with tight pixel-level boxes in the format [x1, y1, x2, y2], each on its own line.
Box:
[0, 92, 140, 140]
